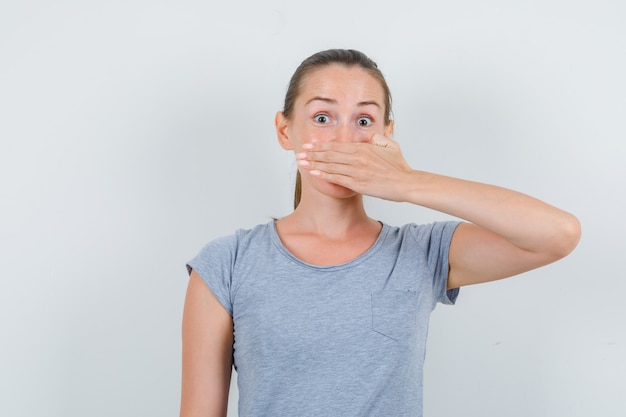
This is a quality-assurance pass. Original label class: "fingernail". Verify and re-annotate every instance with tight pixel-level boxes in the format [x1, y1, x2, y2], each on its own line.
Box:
[297, 159, 309, 166]
[302, 143, 314, 150]
[295, 152, 307, 159]
[309, 169, 321, 176]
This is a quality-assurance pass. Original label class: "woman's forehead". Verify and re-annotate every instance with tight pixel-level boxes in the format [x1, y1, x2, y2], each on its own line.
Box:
[298, 65, 385, 107]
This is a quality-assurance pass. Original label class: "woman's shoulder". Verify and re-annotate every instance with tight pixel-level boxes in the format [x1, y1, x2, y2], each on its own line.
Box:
[187, 221, 275, 272]
[381, 220, 462, 254]
[194, 221, 275, 254]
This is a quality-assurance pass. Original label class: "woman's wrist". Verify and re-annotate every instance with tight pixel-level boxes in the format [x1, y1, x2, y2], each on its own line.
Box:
[401, 169, 438, 206]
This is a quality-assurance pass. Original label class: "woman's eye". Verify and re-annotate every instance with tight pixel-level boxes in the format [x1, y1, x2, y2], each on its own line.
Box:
[357, 117, 372, 127]
[314, 114, 330, 124]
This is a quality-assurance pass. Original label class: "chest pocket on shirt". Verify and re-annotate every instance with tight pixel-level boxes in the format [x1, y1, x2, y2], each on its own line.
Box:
[371, 290, 418, 342]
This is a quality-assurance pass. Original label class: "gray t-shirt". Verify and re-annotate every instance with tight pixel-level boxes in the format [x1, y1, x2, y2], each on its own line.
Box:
[187, 220, 460, 417]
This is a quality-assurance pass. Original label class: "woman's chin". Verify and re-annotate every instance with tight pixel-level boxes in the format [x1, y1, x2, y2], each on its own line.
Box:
[314, 179, 359, 199]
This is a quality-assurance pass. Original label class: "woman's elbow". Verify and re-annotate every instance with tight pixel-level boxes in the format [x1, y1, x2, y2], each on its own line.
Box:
[550, 212, 582, 259]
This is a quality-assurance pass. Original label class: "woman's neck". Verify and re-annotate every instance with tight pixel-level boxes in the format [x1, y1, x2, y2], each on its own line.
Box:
[279, 189, 377, 239]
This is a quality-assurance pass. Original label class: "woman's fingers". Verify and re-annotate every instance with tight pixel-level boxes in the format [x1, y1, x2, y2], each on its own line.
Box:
[295, 134, 413, 201]
[298, 135, 405, 175]
[297, 145, 371, 177]
[296, 149, 354, 166]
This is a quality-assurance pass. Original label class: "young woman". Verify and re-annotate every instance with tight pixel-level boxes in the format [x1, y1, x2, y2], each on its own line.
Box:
[180, 49, 580, 417]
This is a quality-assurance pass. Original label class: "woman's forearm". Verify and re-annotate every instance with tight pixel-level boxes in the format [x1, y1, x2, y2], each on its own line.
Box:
[402, 170, 581, 258]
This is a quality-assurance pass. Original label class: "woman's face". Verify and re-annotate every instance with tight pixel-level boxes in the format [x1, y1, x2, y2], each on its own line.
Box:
[276, 64, 393, 199]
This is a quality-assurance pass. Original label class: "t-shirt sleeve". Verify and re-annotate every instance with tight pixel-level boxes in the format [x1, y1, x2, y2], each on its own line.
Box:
[186, 233, 237, 316]
[409, 221, 461, 306]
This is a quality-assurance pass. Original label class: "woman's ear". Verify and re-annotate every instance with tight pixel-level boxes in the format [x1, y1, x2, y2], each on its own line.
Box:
[384, 120, 394, 138]
[275, 111, 293, 150]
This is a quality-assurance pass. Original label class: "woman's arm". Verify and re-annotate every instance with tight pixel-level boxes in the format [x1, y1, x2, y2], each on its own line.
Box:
[402, 172, 581, 288]
[298, 134, 581, 287]
[180, 270, 233, 417]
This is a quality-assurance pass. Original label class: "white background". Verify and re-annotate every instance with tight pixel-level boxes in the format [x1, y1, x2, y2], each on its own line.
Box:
[1, 1, 624, 416]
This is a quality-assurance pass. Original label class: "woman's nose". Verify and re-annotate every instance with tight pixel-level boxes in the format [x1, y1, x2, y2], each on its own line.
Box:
[331, 123, 366, 143]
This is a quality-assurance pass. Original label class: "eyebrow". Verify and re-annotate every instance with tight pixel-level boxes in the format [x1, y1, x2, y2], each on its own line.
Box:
[305, 96, 381, 108]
